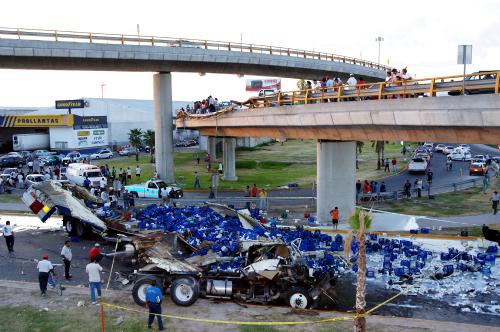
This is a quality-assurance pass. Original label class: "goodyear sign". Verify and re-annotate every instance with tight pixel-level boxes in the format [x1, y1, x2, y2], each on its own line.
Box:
[73, 115, 108, 129]
[0, 115, 74, 127]
[55, 99, 85, 109]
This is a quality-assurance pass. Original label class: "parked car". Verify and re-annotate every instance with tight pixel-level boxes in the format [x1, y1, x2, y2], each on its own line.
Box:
[90, 149, 114, 160]
[6, 151, 23, 158]
[62, 151, 86, 165]
[0, 168, 17, 181]
[0, 155, 22, 168]
[33, 150, 54, 158]
[125, 180, 183, 199]
[443, 146, 456, 155]
[448, 71, 497, 96]
[449, 149, 472, 161]
[423, 142, 434, 151]
[469, 163, 486, 176]
[458, 144, 471, 152]
[472, 155, 487, 163]
[434, 144, 446, 153]
[119, 147, 137, 156]
[39, 155, 59, 166]
[408, 157, 428, 174]
[24, 174, 46, 188]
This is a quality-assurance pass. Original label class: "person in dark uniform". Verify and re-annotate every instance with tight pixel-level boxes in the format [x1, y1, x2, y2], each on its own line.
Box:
[145, 280, 164, 330]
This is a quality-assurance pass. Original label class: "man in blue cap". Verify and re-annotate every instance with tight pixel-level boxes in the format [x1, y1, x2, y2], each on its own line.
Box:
[145, 279, 164, 330]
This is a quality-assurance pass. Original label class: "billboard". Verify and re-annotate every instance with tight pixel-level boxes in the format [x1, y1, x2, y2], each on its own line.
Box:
[0, 114, 74, 127]
[245, 78, 281, 92]
[55, 99, 85, 109]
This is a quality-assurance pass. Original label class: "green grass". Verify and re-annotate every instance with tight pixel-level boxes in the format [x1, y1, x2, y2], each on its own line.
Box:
[0, 306, 149, 332]
[93, 140, 415, 191]
[367, 178, 499, 217]
[0, 194, 23, 203]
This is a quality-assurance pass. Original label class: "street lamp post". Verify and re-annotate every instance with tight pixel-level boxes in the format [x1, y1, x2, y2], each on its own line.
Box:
[100, 83, 106, 99]
[375, 36, 384, 67]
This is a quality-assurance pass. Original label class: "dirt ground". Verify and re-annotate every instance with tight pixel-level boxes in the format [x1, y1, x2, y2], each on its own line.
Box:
[1, 280, 499, 332]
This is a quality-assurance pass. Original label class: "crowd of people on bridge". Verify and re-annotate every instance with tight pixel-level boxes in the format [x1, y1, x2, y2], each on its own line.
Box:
[180, 95, 221, 114]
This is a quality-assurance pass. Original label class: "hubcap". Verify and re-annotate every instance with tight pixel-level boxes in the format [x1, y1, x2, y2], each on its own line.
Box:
[290, 293, 308, 309]
[175, 283, 193, 301]
[137, 284, 149, 303]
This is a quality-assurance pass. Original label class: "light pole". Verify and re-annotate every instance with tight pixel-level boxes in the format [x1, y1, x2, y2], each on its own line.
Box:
[375, 36, 384, 67]
[100, 83, 106, 99]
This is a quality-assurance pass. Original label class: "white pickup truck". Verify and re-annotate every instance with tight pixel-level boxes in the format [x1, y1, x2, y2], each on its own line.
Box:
[125, 180, 183, 199]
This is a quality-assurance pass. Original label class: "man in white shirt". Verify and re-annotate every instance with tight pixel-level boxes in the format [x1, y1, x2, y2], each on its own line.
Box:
[86, 258, 103, 305]
[345, 74, 358, 101]
[2, 220, 14, 253]
[60, 240, 72, 280]
[37, 254, 53, 296]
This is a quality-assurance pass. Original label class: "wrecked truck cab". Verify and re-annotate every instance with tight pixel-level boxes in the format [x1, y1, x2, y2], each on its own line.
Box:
[131, 239, 338, 309]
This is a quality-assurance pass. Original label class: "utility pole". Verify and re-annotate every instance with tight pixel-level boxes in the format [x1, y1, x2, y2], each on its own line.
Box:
[375, 36, 384, 67]
[100, 83, 106, 99]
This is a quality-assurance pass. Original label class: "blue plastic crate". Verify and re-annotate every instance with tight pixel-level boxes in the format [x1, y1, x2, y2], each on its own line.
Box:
[401, 260, 411, 268]
[486, 246, 498, 254]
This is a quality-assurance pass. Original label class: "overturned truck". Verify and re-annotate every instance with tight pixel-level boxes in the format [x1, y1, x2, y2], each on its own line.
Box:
[23, 181, 341, 308]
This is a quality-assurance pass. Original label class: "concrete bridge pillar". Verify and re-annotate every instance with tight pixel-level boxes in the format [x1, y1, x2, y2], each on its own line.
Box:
[222, 137, 237, 181]
[153, 72, 174, 183]
[317, 140, 356, 223]
[207, 136, 217, 159]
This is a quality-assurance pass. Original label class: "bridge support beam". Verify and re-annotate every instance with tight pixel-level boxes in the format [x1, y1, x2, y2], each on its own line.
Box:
[207, 136, 217, 159]
[222, 137, 237, 181]
[317, 140, 356, 223]
[153, 72, 174, 183]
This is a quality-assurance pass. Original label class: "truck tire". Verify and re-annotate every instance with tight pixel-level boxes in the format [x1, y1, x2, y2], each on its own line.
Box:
[170, 277, 199, 306]
[132, 277, 162, 306]
[130, 191, 139, 198]
[286, 287, 312, 309]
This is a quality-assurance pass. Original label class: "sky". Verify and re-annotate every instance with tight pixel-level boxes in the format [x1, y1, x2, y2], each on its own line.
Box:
[0, 0, 499, 107]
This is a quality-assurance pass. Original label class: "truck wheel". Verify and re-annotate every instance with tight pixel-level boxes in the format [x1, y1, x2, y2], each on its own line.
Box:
[131, 191, 139, 198]
[170, 277, 199, 306]
[65, 219, 73, 234]
[287, 287, 312, 309]
[132, 277, 162, 306]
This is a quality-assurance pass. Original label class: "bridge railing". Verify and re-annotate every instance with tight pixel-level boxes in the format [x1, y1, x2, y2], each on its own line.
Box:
[0, 27, 389, 70]
[254, 71, 500, 107]
[176, 71, 500, 118]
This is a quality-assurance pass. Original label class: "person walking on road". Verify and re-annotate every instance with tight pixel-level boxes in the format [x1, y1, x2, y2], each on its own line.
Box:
[259, 188, 267, 211]
[384, 158, 390, 173]
[37, 254, 53, 296]
[391, 158, 397, 172]
[145, 279, 164, 331]
[491, 191, 500, 215]
[415, 179, 423, 198]
[482, 176, 490, 194]
[122, 189, 130, 210]
[208, 186, 215, 199]
[193, 171, 201, 189]
[60, 240, 72, 280]
[251, 184, 258, 197]
[330, 207, 339, 230]
[2, 220, 14, 253]
[403, 180, 412, 198]
[85, 258, 103, 305]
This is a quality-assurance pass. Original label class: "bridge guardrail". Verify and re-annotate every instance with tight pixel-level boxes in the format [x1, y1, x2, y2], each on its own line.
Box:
[176, 71, 500, 119]
[0, 27, 389, 70]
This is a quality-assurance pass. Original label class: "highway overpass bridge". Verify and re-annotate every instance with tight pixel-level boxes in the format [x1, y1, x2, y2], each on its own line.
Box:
[0, 27, 388, 186]
[177, 73, 500, 221]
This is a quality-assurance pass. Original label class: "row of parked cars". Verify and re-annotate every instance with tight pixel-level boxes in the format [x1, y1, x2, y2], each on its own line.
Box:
[408, 143, 433, 174]
[433, 143, 500, 176]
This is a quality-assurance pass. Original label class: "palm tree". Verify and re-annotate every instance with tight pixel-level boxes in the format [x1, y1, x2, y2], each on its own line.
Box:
[356, 141, 364, 170]
[128, 128, 142, 162]
[344, 208, 372, 332]
[142, 129, 155, 163]
[372, 141, 385, 170]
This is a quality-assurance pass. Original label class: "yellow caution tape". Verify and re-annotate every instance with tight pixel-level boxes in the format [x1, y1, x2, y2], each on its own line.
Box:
[102, 302, 353, 325]
[101, 290, 403, 326]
